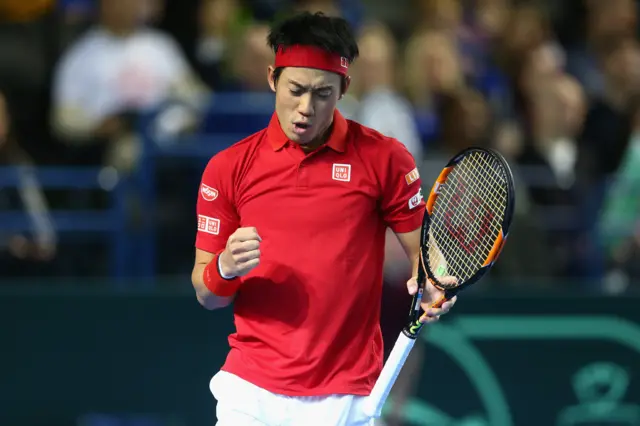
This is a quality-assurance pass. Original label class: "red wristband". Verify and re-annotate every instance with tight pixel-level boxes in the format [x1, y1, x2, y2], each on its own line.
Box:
[202, 256, 241, 297]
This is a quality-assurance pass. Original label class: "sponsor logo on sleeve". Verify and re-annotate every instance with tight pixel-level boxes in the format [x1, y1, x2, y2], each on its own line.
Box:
[408, 188, 424, 210]
[332, 163, 352, 182]
[405, 167, 420, 185]
[200, 184, 219, 201]
[197, 215, 220, 235]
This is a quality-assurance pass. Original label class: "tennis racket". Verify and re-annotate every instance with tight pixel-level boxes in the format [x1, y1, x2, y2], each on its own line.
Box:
[363, 147, 516, 418]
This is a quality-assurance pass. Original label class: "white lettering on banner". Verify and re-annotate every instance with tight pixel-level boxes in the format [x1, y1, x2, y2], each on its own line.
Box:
[332, 163, 352, 182]
[198, 215, 220, 235]
[200, 184, 219, 201]
[408, 188, 424, 210]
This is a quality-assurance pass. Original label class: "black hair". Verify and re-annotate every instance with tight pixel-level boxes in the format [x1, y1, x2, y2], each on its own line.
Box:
[267, 12, 359, 93]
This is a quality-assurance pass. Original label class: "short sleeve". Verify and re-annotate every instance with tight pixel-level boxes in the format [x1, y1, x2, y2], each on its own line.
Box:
[195, 154, 240, 253]
[380, 139, 425, 233]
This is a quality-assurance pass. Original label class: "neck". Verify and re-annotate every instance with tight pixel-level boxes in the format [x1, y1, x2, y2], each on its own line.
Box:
[102, 23, 136, 37]
[604, 82, 633, 111]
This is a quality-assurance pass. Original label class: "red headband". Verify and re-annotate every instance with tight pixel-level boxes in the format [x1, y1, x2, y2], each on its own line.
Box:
[274, 45, 349, 76]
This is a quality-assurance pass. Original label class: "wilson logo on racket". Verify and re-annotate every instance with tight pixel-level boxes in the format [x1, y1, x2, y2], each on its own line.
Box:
[443, 182, 495, 255]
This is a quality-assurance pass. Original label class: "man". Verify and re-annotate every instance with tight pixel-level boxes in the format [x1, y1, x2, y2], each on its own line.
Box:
[192, 12, 457, 426]
[51, 0, 206, 171]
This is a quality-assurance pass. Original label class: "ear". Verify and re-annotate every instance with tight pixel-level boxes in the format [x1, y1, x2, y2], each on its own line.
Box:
[268, 65, 277, 93]
[341, 75, 352, 99]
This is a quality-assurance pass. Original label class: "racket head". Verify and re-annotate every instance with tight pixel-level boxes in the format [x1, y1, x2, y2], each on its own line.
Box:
[421, 147, 516, 294]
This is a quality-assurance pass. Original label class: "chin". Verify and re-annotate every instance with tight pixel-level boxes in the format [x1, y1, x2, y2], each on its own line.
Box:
[287, 132, 314, 145]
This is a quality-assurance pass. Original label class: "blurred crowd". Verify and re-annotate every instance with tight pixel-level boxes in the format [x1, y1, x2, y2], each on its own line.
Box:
[1, 0, 640, 294]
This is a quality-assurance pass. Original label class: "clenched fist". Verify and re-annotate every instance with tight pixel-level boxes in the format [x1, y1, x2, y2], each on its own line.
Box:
[218, 227, 262, 278]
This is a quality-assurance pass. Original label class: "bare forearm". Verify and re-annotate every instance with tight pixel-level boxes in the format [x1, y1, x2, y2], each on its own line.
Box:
[410, 254, 419, 278]
[191, 263, 233, 310]
[395, 228, 422, 277]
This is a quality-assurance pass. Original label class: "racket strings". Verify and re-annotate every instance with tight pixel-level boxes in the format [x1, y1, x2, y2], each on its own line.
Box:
[427, 152, 508, 285]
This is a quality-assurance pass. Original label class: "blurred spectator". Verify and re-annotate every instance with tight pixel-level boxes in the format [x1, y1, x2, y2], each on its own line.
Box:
[404, 28, 464, 144]
[599, 95, 640, 291]
[194, 0, 251, 90]
[514, 72, 585, 277]
[0, 91, 57, 272]
[292, 0, 341, 16]
[346, 21, 422, 160]
[421, 87, 491, 181]
[414, 0, 461, 33]
[565, 0, 638, 97]
[460, 0, 512, 117]
[575, 35, 640, 240]
[0, 0, 60, 164]
[50, 0, 208, 172]
[223, 23, 274, 92]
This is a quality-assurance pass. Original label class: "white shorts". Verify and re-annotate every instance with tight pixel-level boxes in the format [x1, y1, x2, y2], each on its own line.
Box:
[210, 370, 377, 426]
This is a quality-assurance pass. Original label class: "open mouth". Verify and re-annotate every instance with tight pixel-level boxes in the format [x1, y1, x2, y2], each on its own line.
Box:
[294, 122, 311, 130]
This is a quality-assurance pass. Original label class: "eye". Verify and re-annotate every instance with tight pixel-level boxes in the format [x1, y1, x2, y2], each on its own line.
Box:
[316, 90, 332, 99]
[290, 88, 303, 96]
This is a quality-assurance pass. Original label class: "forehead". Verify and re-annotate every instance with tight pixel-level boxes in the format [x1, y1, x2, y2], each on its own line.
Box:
[280, 67, 342, 88]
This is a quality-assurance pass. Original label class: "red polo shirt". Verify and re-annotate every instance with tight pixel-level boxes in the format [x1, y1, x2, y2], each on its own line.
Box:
[195, 110, 425, 396]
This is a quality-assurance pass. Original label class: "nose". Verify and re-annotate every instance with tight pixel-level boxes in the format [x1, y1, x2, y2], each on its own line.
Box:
[297, 93, 314, 117]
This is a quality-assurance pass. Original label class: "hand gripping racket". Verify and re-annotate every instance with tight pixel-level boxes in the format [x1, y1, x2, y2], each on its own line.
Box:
[363, 147, 516, 418]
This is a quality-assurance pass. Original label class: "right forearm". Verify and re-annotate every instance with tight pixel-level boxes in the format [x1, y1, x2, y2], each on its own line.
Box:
[191, 261, 234, 310]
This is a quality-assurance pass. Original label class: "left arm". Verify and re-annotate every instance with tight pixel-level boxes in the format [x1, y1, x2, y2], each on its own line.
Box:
[394, 228, 421, 279]
[395, 226, 456, 320]
[378, 139, 456, 319]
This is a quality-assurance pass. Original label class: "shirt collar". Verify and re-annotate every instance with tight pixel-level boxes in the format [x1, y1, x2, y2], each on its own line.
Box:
[266, 109, 348, 153]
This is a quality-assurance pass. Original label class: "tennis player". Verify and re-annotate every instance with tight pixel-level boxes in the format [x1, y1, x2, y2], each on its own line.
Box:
[191, 12, 457, 426]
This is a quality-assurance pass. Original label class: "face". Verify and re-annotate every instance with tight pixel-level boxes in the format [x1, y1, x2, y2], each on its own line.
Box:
[356, 25, 395, 93]
[605, 39, 640, 89]
[556, 76, 586, 137]
[100, 0, 144, 32]
[268, 66, 348, 145]
[200, 0, 238, 34]
[235, 25, 273, 91]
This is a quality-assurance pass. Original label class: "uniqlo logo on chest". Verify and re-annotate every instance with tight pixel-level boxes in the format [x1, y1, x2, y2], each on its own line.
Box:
[198, 215, 220, 235]
[332, 163, 351, 182]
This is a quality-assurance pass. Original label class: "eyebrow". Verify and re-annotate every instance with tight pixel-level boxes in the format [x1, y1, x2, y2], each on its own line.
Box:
[288, 79, 334, 91]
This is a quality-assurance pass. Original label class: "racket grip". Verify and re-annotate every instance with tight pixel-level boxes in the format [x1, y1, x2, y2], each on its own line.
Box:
[362, 332, 416, 418]
[432, 295, 447, 309]
[418, 295, 448, 322]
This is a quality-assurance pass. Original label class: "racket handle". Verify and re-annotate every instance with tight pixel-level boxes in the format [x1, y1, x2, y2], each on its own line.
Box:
[362, 332, 416, 418]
